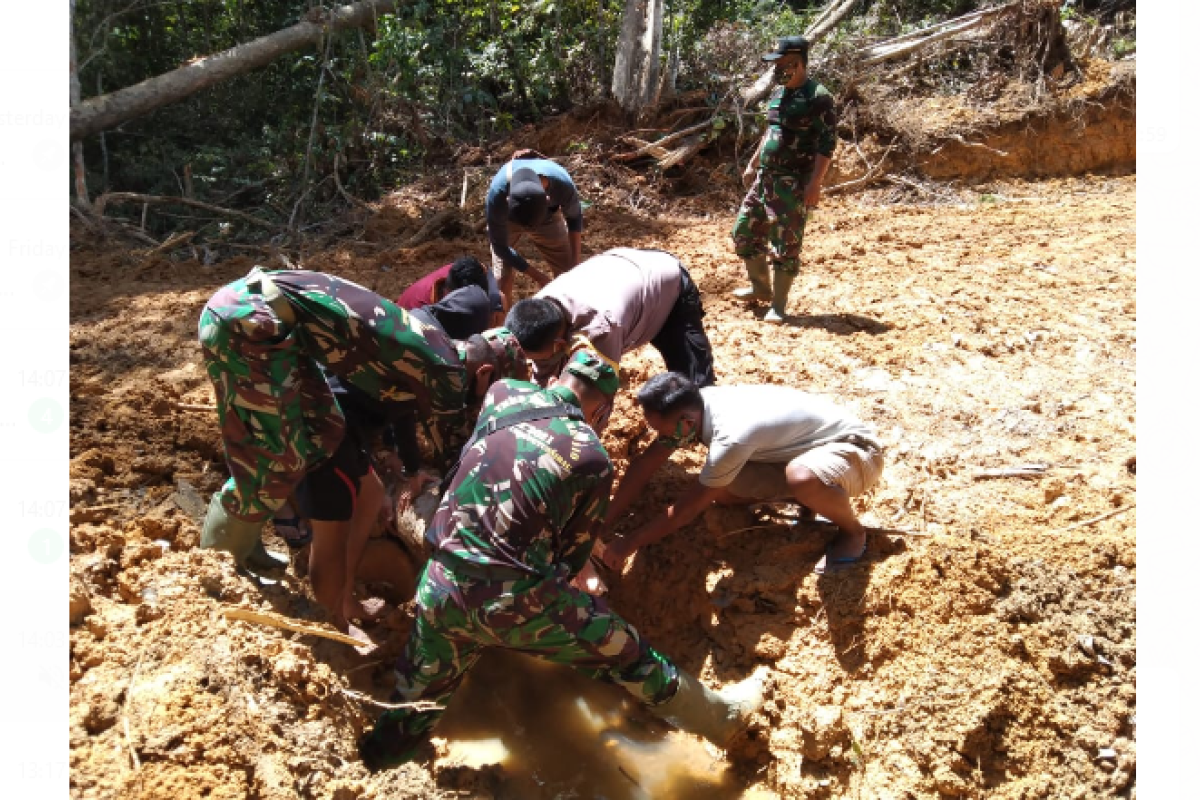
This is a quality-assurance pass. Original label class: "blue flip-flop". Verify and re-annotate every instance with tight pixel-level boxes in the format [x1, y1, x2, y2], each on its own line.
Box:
[814, 539, 867, 575]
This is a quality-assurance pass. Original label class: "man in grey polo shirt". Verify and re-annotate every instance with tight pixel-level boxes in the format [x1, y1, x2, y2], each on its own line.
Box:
[505, 248, 717, 397]
[600, 372, 884, 574]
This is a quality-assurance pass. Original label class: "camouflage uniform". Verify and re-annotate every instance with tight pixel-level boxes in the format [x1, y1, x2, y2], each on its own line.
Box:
[732, 79, 837, 275]
[198, 268, 465, 523]
[360, 379, 679, 768]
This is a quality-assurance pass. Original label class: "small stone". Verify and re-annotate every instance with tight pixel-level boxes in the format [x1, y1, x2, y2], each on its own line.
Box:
[1077, 635, 1096, 658]
[85, 616, 108, 640]
[69, 577, 92, 626]
[136, 602, 164, 625]
[1097, 748, 1118, 760]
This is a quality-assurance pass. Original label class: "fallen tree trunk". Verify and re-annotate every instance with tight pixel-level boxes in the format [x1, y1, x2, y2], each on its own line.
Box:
[856, 4, 1011, 66]
[70, 0, 397, 141]
[804, 0, 860, 43]
[741, 0, 859, 109]
[94, 192, 283, 231]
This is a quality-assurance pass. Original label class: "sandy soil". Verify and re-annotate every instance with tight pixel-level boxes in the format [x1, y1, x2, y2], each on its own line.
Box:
[69, 82, 1136, 799]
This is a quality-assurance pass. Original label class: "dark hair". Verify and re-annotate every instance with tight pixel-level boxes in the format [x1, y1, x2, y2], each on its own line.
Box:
[461, 333, 494, 376]
[505, 298, 564, 352]
[636, 372, 703, 415]
[447, 256, 487, 293]
[508, 168, 548, 227]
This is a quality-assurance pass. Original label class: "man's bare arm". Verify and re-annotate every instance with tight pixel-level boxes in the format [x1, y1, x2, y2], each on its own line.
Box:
[603, 481, 725, 568]
[742, 132, 768, 187]
[804, 154, 832, 208]
[568, 231, 583, 268]
[605, 439, 676, 525]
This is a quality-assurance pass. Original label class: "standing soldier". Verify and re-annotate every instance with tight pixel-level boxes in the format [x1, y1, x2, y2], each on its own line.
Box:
[732, 36, 837, 324]
[358, 352, 766, 770]
[197, 267, 525, 575]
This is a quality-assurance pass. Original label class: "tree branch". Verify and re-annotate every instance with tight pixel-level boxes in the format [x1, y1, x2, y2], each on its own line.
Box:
[94, 192, 283, 231]
[71, 1, 399, 141]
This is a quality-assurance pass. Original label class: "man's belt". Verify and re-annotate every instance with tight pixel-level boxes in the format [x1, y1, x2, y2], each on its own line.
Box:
[431, 550, 532, 582]
[246, 267, 296, 326]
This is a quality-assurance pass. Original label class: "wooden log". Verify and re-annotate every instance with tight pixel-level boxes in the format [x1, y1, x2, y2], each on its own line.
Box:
[71, 1, 399, 141]
[616, 118, 712, 161]
[972, 464, 1050, 480]
[221, 606, 367, 648]
[95, 192, 282, 231]
[403, 208, 461, 248]
[805, 0, 860, 43]
[856, 5, 1011, 66]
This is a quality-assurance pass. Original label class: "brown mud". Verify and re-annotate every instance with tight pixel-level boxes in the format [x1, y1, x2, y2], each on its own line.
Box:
[70, 61, 1135, 800]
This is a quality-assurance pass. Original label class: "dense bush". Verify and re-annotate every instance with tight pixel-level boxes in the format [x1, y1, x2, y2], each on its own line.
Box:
[73, 0, 1089, 228]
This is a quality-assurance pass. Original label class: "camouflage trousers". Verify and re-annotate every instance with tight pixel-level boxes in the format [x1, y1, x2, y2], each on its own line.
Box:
[731, 170, 811, 275]
[363, 558, 679, 765]
[199, 275, 346, 523]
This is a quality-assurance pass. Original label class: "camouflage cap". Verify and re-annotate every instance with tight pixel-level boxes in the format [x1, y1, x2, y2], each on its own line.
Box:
[480, 326, 530, 382]
[563, 349, 619, 396]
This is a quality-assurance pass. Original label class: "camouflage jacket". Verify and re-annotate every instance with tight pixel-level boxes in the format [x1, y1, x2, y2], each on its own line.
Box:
[427, 379, 613, 578]
[759, 79, 838, 177]
[268, 270, 466, 417]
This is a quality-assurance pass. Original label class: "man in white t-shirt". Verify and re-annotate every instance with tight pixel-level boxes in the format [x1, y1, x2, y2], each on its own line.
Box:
[600, 372, 884, 574]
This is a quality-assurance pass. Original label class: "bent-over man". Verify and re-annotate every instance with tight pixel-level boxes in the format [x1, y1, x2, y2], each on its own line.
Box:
[505, 247, 717, 398]
[486, 154, 584, 308]
[197, 266, 524, 573]
[602, 373, 883, 575]
[358, 353, 765, 770]
[396, 255, 504, 327]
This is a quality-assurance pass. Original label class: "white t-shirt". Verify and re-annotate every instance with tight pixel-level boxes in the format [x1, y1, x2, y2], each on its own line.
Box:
[696, 385, 880, 488]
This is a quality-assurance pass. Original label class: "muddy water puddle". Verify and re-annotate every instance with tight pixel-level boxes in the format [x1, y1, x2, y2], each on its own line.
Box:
[432, 650, 749, 799]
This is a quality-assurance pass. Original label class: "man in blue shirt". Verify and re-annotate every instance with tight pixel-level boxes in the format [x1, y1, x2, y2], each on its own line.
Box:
[486, 154, 584, 309]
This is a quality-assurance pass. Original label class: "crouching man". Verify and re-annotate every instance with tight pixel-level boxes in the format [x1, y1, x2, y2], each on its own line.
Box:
[359, 352, 765, 770]
[196, 266, 522, 574]
[602, 372, 884, 575]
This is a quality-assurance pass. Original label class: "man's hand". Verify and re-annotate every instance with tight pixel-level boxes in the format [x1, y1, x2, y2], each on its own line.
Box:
[525, 265, 551, 288]
[378, 451, 408, 479]
[600, 538, 632, 572]
[803, 179, 822, 209]
[570, 560, 608, 596]
[394, 473, 425, 515]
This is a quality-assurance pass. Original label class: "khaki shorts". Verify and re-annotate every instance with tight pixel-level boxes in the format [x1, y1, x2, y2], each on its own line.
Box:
[489, 210, 573, 282]
[725, 441, 884, 502]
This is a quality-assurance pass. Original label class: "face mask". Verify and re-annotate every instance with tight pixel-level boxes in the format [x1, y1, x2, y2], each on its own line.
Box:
[663, 415, 698, 448]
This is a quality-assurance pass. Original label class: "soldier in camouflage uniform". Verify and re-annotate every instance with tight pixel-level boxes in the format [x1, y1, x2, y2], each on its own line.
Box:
[359, 351, 768, 770]
[196, 266, 524, 572]
[732, 35, 837, 324]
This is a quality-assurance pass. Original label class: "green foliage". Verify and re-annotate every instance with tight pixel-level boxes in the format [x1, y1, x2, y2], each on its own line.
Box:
[71, 0, 1016, 231]
[1110, 36, 1134, 59]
